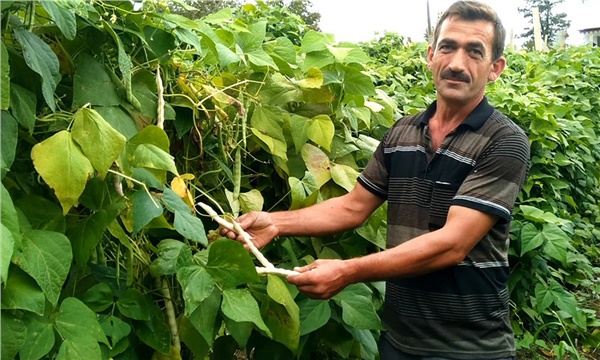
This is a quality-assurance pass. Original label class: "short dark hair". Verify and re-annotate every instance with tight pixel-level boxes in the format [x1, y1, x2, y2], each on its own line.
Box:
[432, 1, 506, 61]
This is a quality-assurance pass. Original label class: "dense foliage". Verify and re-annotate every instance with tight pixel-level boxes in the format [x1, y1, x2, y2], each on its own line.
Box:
[1, 1, 598, 359]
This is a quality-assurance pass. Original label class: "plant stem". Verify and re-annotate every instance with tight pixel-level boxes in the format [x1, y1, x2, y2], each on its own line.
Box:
[156, 277, 181, 352]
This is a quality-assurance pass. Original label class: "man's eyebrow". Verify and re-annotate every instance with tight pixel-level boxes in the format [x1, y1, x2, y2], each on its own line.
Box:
[438, 39, 457, 46]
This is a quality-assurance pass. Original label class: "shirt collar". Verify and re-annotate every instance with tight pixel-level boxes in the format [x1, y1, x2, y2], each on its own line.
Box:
[416, 96, 494, 131]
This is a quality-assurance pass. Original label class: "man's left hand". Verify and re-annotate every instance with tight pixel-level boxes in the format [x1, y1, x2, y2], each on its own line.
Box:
[286, 259, 351, 299]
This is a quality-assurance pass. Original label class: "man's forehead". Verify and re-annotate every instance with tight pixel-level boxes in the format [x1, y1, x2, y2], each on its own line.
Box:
[438, 17, 494, 45]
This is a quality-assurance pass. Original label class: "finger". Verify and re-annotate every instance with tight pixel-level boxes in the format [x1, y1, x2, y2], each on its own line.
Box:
[293, 263, 316, 273]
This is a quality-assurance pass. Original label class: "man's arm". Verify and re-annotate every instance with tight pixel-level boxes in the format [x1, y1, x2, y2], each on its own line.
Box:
[287, 205, 497, 299]
[222, 182, 384, 248]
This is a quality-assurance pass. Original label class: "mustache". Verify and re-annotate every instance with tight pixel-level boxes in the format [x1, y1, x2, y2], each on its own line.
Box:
[441, 69, 471, 83]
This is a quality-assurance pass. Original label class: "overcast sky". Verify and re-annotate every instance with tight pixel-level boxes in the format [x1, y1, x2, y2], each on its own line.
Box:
[313, 0, 598, 46]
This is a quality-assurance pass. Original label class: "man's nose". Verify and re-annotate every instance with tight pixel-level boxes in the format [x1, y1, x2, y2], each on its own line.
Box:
[447, 49, 468, 72]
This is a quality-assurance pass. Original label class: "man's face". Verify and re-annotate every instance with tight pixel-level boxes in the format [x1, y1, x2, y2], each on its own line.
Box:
[427, 17, 505, 106]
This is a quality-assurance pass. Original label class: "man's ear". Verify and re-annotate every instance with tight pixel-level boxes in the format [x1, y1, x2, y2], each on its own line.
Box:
[427, 44, 434, 68]
[488, 56, 506, 82]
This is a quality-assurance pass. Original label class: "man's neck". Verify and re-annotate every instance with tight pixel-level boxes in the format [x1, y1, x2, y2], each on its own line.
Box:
[432, 95, 484, 128]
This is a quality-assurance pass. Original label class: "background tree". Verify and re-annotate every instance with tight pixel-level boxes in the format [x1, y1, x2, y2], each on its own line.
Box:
[518, 0, 571, 49]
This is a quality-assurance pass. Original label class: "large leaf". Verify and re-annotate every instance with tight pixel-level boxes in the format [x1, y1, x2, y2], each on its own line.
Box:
[134, 303, 171, 354]
[31, 131, 94, 214]
[173, 211, 208, 245]
[289, 115, 310, 153]
[1, 111, 18, 177]
[332, 285, 382, 330]
[19, 313, 55, 360]
[116, 288, 153, 321]
[262, 275, 300, 353]
[520, 223, 544, 256]
[177, 265, 215, 316]
[343, 66, 376, 96]
[131, 189, 163, 234]
[298, 298, 331, 335]
[82, 283, 114, 312]
[56, 336, 101, 360]
[330, 164, 359, 192]
[179, 315, 209, 359]
[239, 189, 264, 213]
[1, 313, 27, 360]
[301, 144, 331, 187]
[100, 315, 131, 350]
[40, 1, 77, 40]
[131, 143, 179, 175]
[0, 267, 45, 315]
[300, 31, 335, 53]
[13, 28, 60, 111]
[222, 288, 271, 337]
[306, 114, 334, 151]
[67, 202, 124, 265]
[250, 105, 288, 160]
[1, 41, 9, 109]
[9, 83, 36, 133]
[205, 239, 259, 289]
[14, 230, 72, 306]
[294, 67, 323, 89]
[189, 289, 221, 346]
[0, 225, 14, 283]
[247, 49, 278, 69]
[143, 26, 176, 62]
[150, 239, 193, 276]
[223, 316, 253, 348]
[72, 54, 122, 107]
[95, 106, 138, 140]
[55, 297, 109, 344]
[541, 223, 569, 265]
[72, 108, 126, 178]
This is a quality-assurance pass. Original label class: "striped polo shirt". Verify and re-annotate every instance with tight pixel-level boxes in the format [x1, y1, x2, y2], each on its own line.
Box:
[357, 97, 530, 359]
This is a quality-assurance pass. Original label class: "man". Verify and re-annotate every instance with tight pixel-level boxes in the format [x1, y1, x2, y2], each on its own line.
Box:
[222, 1, 530, 358]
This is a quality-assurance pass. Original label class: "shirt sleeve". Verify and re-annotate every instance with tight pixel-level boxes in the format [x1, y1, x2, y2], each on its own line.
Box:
[357, 132, 389, 199]
[452, 132, 530, 223]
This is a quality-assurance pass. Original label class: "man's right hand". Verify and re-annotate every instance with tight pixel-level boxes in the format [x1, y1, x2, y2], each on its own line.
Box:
[219, 211, 279, 249]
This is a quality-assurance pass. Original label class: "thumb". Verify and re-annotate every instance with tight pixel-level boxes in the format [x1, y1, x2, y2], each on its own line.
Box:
[293, 263, 316, 273]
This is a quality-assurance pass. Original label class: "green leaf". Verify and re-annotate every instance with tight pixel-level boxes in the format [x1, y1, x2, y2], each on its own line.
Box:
[541, 223, 569, 265]
[222, 288, 271, 337]
[301, 31, 335, 53]
[294, 67, 323, 89]
[19, 313, 55, 360]
[82, 283, 114, 312]
[251, 105, 288, 160]
[134, 302, 172, 354]
[1, 41, 9, 110]
[31, 131, 94, 214]
[177, 265, 215, 316]
[1, 225, 14, 283]
[143, 26, 176, 62]
[9, 83, 36, 133]
[1, 313, 27, 360]
[288, 177, 307, 210]
[343, 66, 376, 96]
[72, 108, 126, 178]
[162, 187, 192, 214]
[15, 194, 65, 233]
[72, 54, 122, 107]
[237, 21, 266, 52]
[272, 37, 296, 64]
[55, 297, 108, 344]
[1, 111, 17, 177]
[131, 189, 163, 234]
[262, 275, 300, 353]
[100, 315, 131, 348]
[519, 205, 570, 226]
[301, 144, 331, 188]
[174, 211, 208, 245]
[298, 298, 331, 335]
[307, 114, 335, 151]
[13, 28, 60, 111]
[40, 1, 77, 40]
[116, 288, 153, 321]
[68, 203, 123, 265]
[333, 285, 382, 330]
[0, 267, 45, 315]
[520, 223, 544, 256]
[289, 115, 310, 153]
[131, 143, 179, 175]
[223, 316, 253, 348]
[216, 43, 241, 67]
[239, 189, 264, 213]
[94, 106, 138, 140]
[56, 336, 101, 360]
[128, 125, 170, 153]
[247, 49, 278, 69]
[14, 230, 72, 306]
[189, 289, 221, 346]
[206, 239, 259, 289]
[179, 315, 210, 360]
[150, 239, 193, 276]
[173, 28, 202, 53]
